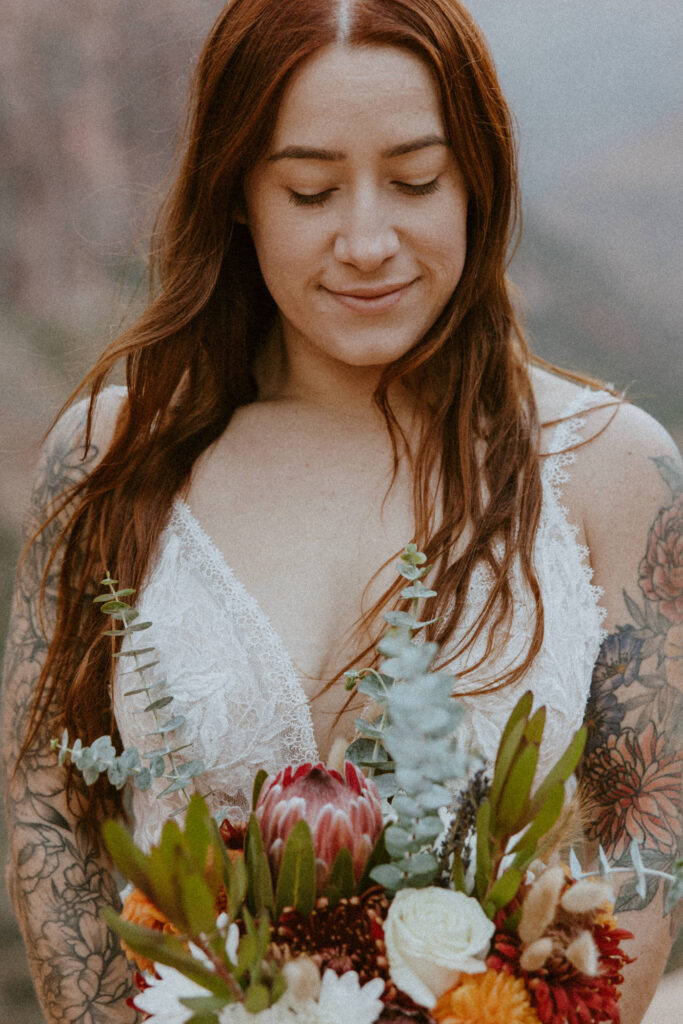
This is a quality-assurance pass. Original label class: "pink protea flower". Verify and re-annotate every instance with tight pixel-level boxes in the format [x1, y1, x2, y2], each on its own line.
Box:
[255, 761, 383, 892]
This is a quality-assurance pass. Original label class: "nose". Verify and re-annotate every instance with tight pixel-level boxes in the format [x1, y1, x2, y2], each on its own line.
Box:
[333, 189, 400, 271]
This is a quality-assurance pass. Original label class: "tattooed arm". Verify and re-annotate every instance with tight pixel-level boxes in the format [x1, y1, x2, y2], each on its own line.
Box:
[574, 403, 683, 1024]
[1, 396, 139, 1023]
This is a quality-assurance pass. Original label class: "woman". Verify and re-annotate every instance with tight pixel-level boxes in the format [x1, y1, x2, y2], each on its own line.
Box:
[2, 1, 680, 1021]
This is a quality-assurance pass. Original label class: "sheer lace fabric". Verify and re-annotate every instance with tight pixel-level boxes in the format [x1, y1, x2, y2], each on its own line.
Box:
[113, 389, 607, 850]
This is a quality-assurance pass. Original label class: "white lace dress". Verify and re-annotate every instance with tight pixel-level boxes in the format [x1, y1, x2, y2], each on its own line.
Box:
[113, 391, 607, 851]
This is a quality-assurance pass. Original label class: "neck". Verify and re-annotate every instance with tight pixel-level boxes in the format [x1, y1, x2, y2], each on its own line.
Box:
[254, 318, 421, 431]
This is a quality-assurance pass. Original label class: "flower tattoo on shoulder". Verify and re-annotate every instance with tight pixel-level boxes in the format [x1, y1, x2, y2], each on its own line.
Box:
[580, 456, 683, 912]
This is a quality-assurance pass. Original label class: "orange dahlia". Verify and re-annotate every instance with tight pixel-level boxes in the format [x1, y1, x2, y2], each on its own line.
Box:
[433, 970, 540, 1024]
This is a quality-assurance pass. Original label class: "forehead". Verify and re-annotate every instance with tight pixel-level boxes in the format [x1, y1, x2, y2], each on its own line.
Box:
[270, 43, 446, 151]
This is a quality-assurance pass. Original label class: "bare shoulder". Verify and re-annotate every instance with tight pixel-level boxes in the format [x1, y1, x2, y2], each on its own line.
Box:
[29, 385, 127, 523]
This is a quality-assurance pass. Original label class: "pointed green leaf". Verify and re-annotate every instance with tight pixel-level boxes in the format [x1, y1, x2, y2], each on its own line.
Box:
[244, 984, 270, 1014]
[475, 798, 493, 900]
[496, 743, 539, 834]
[488, 868, 523, 912]
[182, 873, 216, 935]
[102, 909, 231, 998]
[275, 820, 316, 918]
[524, 706, 546, 745]
[489, 716, 528, 814]
[185, 796, 212, 870]
[324, 847, 355, 908]
[252, 769, 269, 810]
[510, 782, 564, 861]
[179, 994, 229, 1014]
[358, 826, 389, 893]
[245, 815, 274, 917]
[101, 819, 155, 896]
[526, 726, 586, 819]
[451, 850, 467, 893]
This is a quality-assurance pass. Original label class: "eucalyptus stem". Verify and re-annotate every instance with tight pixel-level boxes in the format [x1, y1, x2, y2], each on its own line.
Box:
[104, 578, 193, 805]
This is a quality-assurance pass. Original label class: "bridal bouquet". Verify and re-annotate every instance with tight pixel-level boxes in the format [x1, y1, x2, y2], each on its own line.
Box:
[54, 547, 681, 1024]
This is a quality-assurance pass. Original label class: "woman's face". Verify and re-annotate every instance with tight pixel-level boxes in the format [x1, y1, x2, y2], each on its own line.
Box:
[243, 43, 468, 372]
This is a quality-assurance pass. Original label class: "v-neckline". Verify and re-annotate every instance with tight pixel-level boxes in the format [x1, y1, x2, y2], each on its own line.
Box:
[169, 496, 321, 761]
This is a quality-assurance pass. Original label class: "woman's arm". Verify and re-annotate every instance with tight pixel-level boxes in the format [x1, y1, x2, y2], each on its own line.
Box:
[1, 399, 139, 1023]
[575, 402, 682, 1024]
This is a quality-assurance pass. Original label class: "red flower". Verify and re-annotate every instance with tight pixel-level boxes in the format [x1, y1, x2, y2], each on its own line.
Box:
[488, 884, 634, 1024]
[255, 761, 383, 892]
[638, 493, 683, 623]
[580, 722, 682, 860]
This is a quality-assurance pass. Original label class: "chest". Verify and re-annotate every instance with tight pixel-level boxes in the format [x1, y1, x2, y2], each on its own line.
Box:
[185, 406, 420, 708]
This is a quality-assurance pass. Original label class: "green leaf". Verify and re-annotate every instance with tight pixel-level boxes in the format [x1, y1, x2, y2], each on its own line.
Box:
[244, 984, 270, 1014]
[252, 769, 269, 810]
[526, 726, 586, 820]
[524, 706, 546, 745]
[324, 847, 355, 907]
[101, 819, 155, 897]
[356, 674, 392, 705]
[182, 873, 217, 935]
[489, 716, 528, 815]
[93, 588, 136, 602]
[102, 909, 231, 998]
[451, 850, 467, 892]
[275, 820, 316, 918]
[113, 645, 156, 659]
[496, 742, 539, 834]
[353, 718, 386, 741]
[143, 695, 174, 712]
[385, 825, 418, 858]
[474, 798, 493, 900]
[358, 826, 389, 893]
[345, 737, 382, 768]
[180, 994, 229, 1015]
[370, 862, 404, 889]
[245, 815, 274, 917]
[185, 795, 212, 870]
[99, 599, 131, 613]
[400, 581, 437, 600]
[488, 868, 523, 911]
[510, 782, 564, 861]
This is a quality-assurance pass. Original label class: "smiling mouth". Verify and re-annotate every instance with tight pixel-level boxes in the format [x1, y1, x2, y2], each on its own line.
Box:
[323, 280, 415, 313]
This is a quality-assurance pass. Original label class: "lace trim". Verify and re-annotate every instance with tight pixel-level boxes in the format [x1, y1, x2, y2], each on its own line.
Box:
[540, 389, 609, 640]
[168, 498, 320, 758]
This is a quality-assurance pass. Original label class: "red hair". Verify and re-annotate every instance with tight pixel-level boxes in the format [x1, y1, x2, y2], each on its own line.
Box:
[22, 0, 570, 835]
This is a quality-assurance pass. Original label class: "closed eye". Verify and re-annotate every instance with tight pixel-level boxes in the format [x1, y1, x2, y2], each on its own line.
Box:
[395, 178, 441, 197]
[288, 189, 335, 208]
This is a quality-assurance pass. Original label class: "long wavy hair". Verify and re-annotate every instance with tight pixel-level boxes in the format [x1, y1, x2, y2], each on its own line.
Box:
[22, 0, 566, 833]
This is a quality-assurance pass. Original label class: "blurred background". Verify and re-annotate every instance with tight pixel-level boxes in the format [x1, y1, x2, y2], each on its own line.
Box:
[0, 1, 681, 1020]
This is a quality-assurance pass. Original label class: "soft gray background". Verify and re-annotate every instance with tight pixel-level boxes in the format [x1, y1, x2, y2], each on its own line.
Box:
[1, 2, 681, 1020]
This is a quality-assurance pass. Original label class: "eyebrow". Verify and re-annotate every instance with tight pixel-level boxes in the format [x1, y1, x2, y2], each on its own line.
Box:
[267, 133, 448, 162]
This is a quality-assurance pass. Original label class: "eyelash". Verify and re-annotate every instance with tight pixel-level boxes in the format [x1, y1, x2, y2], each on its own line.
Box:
[287, 178, 441, 208]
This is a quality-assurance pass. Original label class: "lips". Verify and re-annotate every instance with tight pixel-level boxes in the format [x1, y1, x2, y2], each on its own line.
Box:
[323, 280, 415, 314]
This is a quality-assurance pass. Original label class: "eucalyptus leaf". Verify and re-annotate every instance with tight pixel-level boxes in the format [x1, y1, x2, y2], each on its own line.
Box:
[370, 862, 405, 889]
[150, 715, 186, 735]
[114, 646, 156, 659]
[384, 610, 420, 628]
[372, 772, 399, 798]
[385, 825, 417, 858]
[353, 718, 386, 741]
[133, 767, 153, 790]
[356, 675, 391, 705]
[400, 581, 437, 600]
[143, 695, 174, 712]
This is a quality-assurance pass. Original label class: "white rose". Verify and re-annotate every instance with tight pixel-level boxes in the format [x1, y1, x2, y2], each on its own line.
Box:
[384, 887, 495, 1009]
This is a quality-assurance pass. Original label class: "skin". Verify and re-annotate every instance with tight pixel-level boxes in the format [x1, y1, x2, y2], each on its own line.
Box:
[1, 401, 139, 1023]
[2, 41, 680, 1024]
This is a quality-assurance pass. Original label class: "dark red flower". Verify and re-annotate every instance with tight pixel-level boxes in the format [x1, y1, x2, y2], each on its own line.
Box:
[638, 493, 683, 623]
[488, 883, 634, 1024]
[580, 722, 682, 860]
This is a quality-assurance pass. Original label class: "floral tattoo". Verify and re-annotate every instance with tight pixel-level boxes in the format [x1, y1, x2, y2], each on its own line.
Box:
[580, 456, 683, 913]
